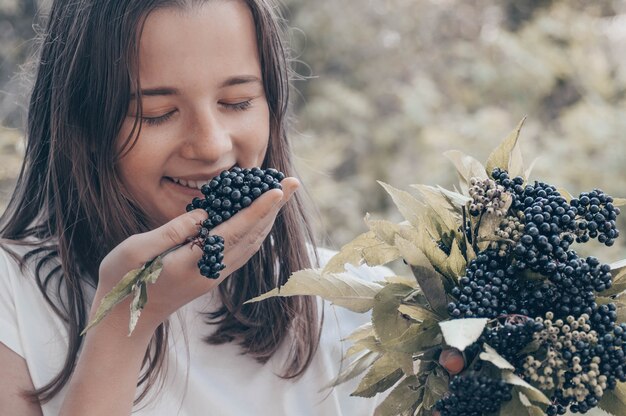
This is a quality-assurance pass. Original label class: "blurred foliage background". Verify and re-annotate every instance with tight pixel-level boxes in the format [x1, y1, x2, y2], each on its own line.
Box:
[0, 0, 625, 262]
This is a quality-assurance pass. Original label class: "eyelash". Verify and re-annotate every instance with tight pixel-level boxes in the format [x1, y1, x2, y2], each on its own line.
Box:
[140, 100, 254, 127]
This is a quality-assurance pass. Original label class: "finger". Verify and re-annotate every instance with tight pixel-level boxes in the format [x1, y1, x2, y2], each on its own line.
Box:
[129, 209, 208, 260]
[278, 177, 300, 204]
[439, 348, 465, 375]
[157, 177, 298, 280]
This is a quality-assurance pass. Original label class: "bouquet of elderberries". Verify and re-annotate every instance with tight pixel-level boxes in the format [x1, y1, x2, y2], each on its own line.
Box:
[247, 120, 626, 416]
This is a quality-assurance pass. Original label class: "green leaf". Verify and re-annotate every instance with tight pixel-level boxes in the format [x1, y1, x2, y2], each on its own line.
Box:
[598, 382, 626, 416]
[502, 371, 550, 404]
[323, 231, 400, 273]
[378, 181, 425, 229]
[373, 375, 423, 416]
[352, 353, 406, 397]
[81, 262, 150, 336]
[480, 343, 515, 370]
[372, 283, 415, 343]
[485, 117, 526, 178]
[422, 370, 449, 409]
[439, 318, 488, 351]
[245, 268, 383, 313]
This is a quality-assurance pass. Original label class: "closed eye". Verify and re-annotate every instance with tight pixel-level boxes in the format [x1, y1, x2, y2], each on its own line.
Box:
[220, 99, 253, 111]
[142, 110, 176, 126]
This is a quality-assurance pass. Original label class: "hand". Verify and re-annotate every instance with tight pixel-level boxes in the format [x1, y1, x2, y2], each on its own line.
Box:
[92, 177, 300, 337]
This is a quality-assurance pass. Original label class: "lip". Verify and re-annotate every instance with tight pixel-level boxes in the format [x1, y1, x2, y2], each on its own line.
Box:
[167, 166, 236, 183]
[163, 177, 205, 197]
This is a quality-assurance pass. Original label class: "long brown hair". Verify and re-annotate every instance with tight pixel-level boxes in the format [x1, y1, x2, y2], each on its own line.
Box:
[0, 0, 321, 405]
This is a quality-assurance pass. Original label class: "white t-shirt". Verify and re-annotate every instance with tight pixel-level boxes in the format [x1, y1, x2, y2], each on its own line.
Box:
[0, 243, 392, 416]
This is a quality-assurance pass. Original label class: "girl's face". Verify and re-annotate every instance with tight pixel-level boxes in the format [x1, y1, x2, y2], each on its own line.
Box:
[116, 1, 270, 226]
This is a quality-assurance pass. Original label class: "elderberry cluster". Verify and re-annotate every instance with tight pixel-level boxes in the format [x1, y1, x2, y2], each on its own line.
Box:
[434, 375, 512, 416]
[480, 318, 544, 365]
[186, 167, 285, 278]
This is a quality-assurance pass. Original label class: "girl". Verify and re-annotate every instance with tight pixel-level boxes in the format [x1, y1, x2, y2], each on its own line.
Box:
[0, 0, 390, 414]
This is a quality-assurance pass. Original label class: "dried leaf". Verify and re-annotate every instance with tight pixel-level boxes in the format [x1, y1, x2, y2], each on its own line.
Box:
[128, 281, 148, 335]
[502, 371, 551, 404]
[524, 157, 539, 181]
[344, 322, 374, 342]
[410, 261, 449, 317]
[346, 336, 381, 359]
[373, 375, 423, 416]
[445, 240, 466, 281]
[352, 353, 406, 397]
[443, 149, 489, 193]
[485, 117, 526, 178]
[366, 215, 405, 246]
[439, 318, 488, 351]
[384, 321, 442, 354]
[81, 263, 149, 335]
[500, 390, 544, 416]
[613, 198, 626, 207]
[436, 185, 472, 210]
[480, 343, 515, 370]
[556, 187, 574, 203]
[322, 351, 380, 390]
[372, 284, 415, 343]
[352, 369, 404, 398]
[385, 275, 419, 288]
[378, 181, 425, 228]
[598, 382, 626, 416]
[398, 304, 441, 323]
[245, 268, 383, 313]
[394, 234, 425, 267]
[422, 370, 449, 409]
[411, 184, 460, 233]
[323, 231, 399, 273]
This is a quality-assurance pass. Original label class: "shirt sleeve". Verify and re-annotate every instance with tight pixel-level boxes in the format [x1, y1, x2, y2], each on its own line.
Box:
[0, 247, 24, 357]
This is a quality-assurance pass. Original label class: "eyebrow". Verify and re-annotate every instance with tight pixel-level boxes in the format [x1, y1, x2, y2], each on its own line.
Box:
[130, 75, 262, 99]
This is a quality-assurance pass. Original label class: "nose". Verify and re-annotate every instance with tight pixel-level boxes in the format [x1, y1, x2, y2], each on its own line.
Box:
[180, 106, 233, 162]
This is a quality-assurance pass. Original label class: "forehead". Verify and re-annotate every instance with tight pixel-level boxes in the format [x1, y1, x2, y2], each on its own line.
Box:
[136, 1, 261, 87]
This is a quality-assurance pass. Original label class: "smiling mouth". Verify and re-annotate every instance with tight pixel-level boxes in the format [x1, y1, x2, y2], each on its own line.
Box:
[166, 177, 208, 190]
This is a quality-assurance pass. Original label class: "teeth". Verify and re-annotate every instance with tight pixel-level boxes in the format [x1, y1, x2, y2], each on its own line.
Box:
[171, 177, 206, 190]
